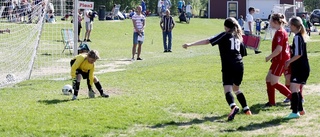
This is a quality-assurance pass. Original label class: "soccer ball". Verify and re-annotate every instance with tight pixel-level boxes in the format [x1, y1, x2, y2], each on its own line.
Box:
[62, 84, 73, 95]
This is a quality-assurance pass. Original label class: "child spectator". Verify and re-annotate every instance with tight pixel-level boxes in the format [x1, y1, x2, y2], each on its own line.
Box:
[255, 18, 262, 35]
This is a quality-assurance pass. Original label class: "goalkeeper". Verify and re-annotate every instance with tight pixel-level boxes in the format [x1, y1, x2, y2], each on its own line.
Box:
[70, 50, 109, 100]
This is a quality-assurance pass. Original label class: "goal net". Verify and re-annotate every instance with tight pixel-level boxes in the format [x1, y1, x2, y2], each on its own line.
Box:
[0, 0, 75, 87]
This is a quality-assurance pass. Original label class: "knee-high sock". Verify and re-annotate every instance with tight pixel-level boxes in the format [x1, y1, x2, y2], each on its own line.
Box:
[291, 92, 299, 113]
[73, 82, 80, 96]
[94, 81, 104, 95]
[225, 92, 235, 108]
[273, 83, 291, 99]
[236, 92, 248, 110]
[267, 82, 276, 105]
[298, 92, 304, 112]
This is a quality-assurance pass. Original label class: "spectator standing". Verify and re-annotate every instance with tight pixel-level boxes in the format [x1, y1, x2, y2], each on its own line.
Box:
[177, 0, 184, 14]
[141, 0, 146, 15]
[185, 2, 192, 21]
[157, 0, 163, 17]
[244, 7, 261, 54]
[77, 9, 83, 42]
[160, 9, 175, 52]
[238, 15, 244, 30]
[255, 18, 262, 36]
[131, 6, 146, 61]
[84, 9, 93, 42]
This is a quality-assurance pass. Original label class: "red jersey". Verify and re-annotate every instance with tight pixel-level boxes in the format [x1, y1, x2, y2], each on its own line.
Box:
[271, 28, 290, 62]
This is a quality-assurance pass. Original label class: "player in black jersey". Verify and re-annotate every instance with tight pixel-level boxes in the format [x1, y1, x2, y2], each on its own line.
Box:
[284, 16, 310, 119]
[182, 17, 251, 121]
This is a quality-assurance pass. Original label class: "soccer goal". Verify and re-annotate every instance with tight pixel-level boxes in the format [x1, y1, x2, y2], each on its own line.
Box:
[0, 0, 76, 87]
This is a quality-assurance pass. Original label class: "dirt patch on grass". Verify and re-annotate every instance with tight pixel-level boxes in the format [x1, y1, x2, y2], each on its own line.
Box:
[302, 84, 320, 95]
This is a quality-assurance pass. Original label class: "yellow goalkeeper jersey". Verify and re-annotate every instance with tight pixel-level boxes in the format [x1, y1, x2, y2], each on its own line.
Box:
[71, 54, 95, 86]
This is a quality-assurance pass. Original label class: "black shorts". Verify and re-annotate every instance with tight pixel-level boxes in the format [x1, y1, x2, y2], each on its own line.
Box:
[70, 59, 89, 79]
[290, 68, 309, 84]
[222, 63, 244, 86]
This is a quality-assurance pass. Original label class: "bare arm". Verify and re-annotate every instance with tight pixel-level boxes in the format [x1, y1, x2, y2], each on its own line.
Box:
[266, 45, 282, 62]
[248, 21, 252, 33]
[182, 39, 210, 49]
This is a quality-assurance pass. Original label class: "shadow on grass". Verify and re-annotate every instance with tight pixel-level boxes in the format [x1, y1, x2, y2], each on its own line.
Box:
[249, 102, 290, 114]
[38, 99, 71, 104]
[221, 117, 289, 132]
[149, 114, 228, 129]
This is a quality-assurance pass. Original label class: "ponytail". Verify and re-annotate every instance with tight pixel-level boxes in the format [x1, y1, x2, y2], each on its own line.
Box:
[289, 17, 309, 41]
[224, 17, 243, 42]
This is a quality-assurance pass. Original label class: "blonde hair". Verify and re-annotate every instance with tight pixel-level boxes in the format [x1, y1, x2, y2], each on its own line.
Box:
[224, 17, 243, 42]
[87, 50, 100, 60]
[289, 16, 309, 41]
[271, 13, 287, 25]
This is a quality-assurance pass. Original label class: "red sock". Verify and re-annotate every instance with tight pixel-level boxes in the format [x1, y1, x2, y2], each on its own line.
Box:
[267, 82, 276, 105]
[273, 83, 291, 99]
[300, 85, 303, 98]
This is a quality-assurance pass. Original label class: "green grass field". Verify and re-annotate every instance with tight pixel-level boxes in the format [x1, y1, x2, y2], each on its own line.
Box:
[1, 17, 320, 136]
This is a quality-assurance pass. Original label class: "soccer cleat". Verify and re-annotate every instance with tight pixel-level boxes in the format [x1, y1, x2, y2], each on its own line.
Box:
[71, 95, 77, 100]
[88, 90, 95, 98]
[245, 110, 252, 115]
[299, 110, 306, 116]
[101, 93, 109, 98]
[285, 113, 300, 119]
[228, 106, 240, 121]
[283, 98, 290, 103]
[264, 102, 276, 107]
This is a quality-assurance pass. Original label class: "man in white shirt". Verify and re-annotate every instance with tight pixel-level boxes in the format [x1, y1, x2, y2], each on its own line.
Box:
[244, 7, 261, 54]
[185, 2, 192, 21]
[84, 9, 94, 42]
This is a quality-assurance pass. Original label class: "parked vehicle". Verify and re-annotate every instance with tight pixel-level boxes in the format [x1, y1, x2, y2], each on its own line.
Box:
[310, 9, 320, 25]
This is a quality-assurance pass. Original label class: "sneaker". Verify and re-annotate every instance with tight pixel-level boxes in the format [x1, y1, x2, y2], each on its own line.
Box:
[88, 90, 95, 98]
[101, 93, 109, 98]
[164, 50, 168, 53]
[71, 95, 77, 100]
[299, 110, 306, 116]
[255, 50, 261, 54]
[283, 98, 290, 103]
[284, 112, 300, 119]
[228, 106, 239, 121]
[86, 39, 91, 42]
[245, 110, 252, 115]
[137, 58, 143, 60]
[167, 50, 172, 52]
[264, 102, 276, 107]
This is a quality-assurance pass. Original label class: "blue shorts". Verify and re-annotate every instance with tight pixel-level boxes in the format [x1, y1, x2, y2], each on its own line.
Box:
[133, 32, 144, 45]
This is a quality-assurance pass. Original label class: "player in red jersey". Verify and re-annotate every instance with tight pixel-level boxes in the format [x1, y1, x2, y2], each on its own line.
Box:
[265, 13, 292, 107]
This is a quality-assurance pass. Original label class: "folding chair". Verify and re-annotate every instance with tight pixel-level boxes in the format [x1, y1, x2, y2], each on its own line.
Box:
[61, 29, 74, 54]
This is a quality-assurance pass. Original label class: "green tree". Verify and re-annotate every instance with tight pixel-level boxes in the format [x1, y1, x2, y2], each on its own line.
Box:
[304, 0, 320, 12]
